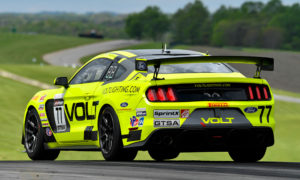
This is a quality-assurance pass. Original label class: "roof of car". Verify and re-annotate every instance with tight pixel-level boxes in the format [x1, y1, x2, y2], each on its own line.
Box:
[123, 49, 204, 57]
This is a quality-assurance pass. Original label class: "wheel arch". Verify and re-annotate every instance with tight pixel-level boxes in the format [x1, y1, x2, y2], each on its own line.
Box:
[22, 105, 38, 145]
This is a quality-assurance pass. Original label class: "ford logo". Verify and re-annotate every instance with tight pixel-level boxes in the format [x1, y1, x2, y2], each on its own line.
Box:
[120, 102, 128, 107]
[244, 107, 258, 113]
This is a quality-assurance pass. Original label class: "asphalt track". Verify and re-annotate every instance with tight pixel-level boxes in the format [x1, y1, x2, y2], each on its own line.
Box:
[43, 39, 141, 66]
[0, 161, 300, 179]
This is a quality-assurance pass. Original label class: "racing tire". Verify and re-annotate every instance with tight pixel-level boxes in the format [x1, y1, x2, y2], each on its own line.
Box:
[24, 108, 60, 160]
[148, 149, 179, 161]
[228, 147, 266, 162]
[99, 106, 137, 161]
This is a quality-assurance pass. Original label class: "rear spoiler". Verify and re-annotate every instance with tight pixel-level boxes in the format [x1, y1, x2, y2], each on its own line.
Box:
[135, 55, 274, 79]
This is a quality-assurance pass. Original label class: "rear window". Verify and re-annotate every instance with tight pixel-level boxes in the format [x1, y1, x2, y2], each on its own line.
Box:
[148, 63, 233, 74]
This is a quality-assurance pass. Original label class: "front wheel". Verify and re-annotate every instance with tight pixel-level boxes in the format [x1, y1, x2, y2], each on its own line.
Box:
[24, 108, 60, 160]
[228, 147, 266, 162]
[148, 149, 179, 161]
[99, 106, 137, 161]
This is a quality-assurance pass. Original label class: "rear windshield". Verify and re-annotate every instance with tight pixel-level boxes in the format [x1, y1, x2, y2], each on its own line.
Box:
[148, 63, 233, 74]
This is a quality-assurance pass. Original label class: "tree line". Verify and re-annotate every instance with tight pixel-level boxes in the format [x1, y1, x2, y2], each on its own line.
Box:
[125, 0, 300, 51]
[0, 12, 127, 38]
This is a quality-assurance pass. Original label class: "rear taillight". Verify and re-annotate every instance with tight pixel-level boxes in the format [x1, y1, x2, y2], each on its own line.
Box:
[147, 87, 177, 102]
[157, 88, 167, 101]
[147, 89, 157, 101]
[248, 86, 254, 100]
[256, 86, 261, 100]
[263, 87, 269, 99]
[248, 84, 271, 101]
[166, 87, 177, 101]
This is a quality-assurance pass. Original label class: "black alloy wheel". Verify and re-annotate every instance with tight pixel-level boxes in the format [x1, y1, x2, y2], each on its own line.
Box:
[99, 106, 137, 161]
[99, 110, 114, 154]
[24, 108, 60, 160]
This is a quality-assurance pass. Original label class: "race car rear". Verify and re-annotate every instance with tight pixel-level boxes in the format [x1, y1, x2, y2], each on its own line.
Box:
[125, 55, 274, 162]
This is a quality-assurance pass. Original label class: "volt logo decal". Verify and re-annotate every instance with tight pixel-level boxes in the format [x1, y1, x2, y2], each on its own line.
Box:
[65, 101, 99, 121]
[201, 117, 234, 124]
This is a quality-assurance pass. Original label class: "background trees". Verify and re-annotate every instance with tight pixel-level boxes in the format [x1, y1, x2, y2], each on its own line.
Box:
[125, 6, 169, 40]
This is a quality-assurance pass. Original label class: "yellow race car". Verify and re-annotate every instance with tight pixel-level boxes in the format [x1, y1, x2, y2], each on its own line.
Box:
[22, 48, 274, 162]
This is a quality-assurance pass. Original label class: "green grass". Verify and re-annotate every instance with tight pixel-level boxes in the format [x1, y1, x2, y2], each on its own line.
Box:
[2, 74, 300, 161]
[0, 64, 78, 84]
[273, 89, 300, 99]
[0, 32, 99, 64]
[0, 76, 40, 160]
[80, 42, 162, 64]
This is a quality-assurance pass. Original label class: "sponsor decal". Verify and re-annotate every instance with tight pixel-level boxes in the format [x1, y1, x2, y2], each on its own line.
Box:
[65, 101, 99, 121]
[195, 83, 231, 88]
[154, 119, 180, 128]
[38, 104, 45, 111]
[154, 110, 180, 118]
[45, 127, 53, 136]
[54, 93, 64, 99]
[136, 108, 146, 117]
[32, 95, 39, 101]
[40, 113, 45, 117]
[138, 117, 144, 127]
[42, 122, 49, 127]
[208, 103, 229, 108]
[103, 86, 140, 94]
[201, 117, 234, 124]
[120, 108, 132, 111]
[244, 107, 258, 113]
[54, 100, 64, 106]
[39, 95, 47, 102]
[120, 102, 128, 107]
[41, 118, 48, 122]
[180, 109, 189, 118]
[130, 116, 144, 127]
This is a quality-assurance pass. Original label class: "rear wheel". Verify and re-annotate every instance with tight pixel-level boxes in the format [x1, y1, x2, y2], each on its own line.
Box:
[24, 108, 60, 160]
[99, 106, 137, 161]
[228, 147, 266, 162]
[148, 149, 179, 161]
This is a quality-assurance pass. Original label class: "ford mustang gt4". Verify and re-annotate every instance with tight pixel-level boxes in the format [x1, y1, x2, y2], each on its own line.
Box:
[22, 48, 274, 162]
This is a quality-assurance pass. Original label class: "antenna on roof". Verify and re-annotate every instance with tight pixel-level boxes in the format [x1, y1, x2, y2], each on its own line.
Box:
[161, 43, 170, 54]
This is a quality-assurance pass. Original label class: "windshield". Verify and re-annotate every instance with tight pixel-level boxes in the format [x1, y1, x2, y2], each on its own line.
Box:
[148, 63, 233, 74]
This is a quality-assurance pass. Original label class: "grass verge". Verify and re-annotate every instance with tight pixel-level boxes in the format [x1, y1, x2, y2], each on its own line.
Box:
[1, 75, 300, 161]
[0, 64, 77, 84]
[0, 33, 99, 64]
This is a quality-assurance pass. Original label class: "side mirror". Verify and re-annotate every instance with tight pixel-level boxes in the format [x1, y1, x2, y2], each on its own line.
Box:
[54, 77, 69, 88]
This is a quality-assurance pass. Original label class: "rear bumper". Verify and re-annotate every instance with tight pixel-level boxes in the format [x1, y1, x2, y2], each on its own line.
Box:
[125, 127, 274, 152]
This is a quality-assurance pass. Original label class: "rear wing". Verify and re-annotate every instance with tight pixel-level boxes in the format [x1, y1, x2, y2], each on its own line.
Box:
[135, 55, 274, 79]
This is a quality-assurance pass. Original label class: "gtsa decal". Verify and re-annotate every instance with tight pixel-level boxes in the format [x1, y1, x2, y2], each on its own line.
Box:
[136, 108, 146, 117]
[39, 95, 47, 102]
[38, 104, 45, 111]
[64, 101, 99, 121]
[201, 117, 234, 124]
[154, 119, 180, 128]
[154, 110, 179, 118]
[130, 116, 144, 127]
[244, 107, 258, 113]
[180, 109, 189, 118]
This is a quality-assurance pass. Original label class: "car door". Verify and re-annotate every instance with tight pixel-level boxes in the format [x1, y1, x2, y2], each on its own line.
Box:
[54, 58, 112, 143]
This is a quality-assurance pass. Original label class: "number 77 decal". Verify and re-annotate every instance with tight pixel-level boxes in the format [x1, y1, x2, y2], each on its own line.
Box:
[258, 106, 272, 123]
